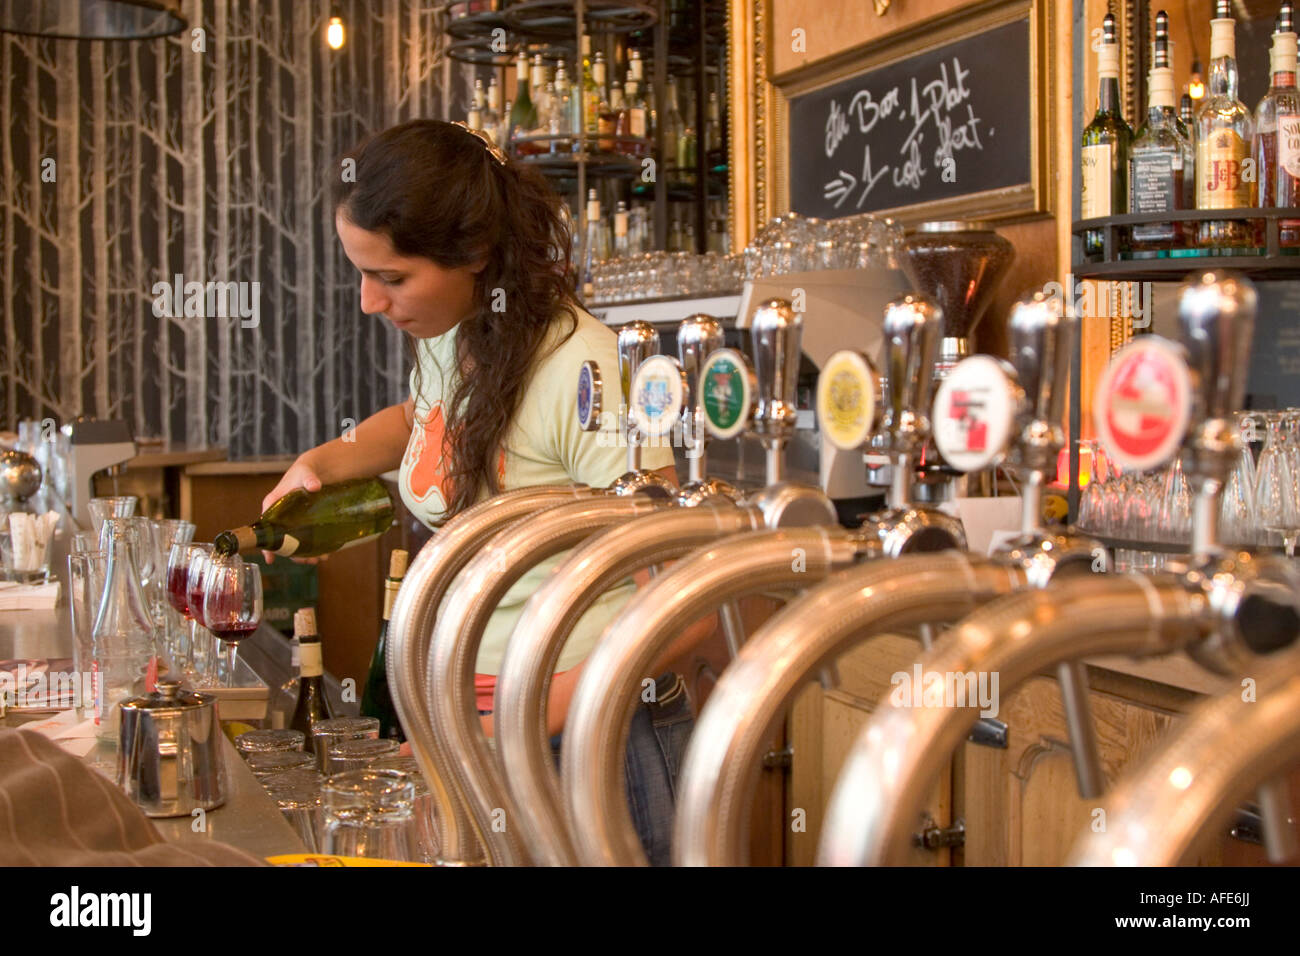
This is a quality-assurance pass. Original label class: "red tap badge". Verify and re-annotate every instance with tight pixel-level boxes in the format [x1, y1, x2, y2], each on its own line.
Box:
[1093, 337, 1191, 472]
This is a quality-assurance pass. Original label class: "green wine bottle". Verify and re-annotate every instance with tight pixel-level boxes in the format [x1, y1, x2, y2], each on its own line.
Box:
[361, 548, 408, 740]
[214, 477, 394, 558]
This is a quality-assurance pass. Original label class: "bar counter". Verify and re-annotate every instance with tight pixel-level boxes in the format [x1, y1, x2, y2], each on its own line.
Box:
[0, 602, 307, 862]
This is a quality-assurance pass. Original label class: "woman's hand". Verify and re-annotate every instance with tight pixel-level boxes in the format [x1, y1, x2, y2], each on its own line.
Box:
[260, 456, 328, 565]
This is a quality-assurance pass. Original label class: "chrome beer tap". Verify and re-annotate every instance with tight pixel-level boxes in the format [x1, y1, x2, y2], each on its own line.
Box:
[816, 271, 1300, 867]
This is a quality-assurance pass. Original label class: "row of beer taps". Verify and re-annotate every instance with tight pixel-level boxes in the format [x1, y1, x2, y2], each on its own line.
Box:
[386, 269, 1300, 866]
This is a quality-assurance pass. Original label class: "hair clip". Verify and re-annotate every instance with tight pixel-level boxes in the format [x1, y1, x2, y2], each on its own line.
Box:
[452, 120, 509, 167]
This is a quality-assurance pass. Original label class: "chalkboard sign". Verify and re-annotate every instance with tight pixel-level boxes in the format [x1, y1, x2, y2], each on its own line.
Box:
[1248, 282, 1300, 409]
[788, 17, 1033, 220]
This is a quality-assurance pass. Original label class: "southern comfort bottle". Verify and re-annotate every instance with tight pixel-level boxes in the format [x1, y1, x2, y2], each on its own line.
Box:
[1255, 4, 1300, 246]
[1195, 0, 1255, 247]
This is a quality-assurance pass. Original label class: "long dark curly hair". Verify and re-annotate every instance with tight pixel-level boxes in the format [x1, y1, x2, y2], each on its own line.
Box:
[335, 120, 576, 519]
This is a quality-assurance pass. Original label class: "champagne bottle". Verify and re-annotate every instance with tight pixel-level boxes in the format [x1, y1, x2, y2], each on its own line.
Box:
[509, 52, 539, 155]
[214, 477, 394, 558]
[360, 549, 408, 740]
[289, 608, 333, 751]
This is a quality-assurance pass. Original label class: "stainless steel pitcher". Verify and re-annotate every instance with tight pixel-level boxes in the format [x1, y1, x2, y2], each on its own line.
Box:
[117, 679, 227, 817]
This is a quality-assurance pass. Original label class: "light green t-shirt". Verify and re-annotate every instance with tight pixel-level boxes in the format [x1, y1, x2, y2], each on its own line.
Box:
[397, 306, 676, 676]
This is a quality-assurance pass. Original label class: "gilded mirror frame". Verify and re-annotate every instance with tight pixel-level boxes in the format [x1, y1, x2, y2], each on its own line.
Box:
[725, 0, 1057, 249]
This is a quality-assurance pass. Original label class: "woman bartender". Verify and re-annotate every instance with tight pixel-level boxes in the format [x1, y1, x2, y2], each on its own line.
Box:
[261, 119, 703, 865]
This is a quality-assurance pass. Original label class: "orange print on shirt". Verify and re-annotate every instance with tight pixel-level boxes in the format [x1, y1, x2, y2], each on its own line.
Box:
[404, 401, 507, 514]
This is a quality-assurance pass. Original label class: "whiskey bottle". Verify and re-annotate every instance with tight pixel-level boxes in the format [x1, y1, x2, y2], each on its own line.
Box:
[1129, 11, 1193, 250]
[1080, 13, 1132, 257]
[1195, 0, 1255, 247]
[1255, 4, 1300, 245]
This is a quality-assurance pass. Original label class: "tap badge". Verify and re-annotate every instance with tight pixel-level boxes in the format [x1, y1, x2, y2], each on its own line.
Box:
[630, 355, 685, 438]
[700, 348, 751, 439]
[817, 351, 877, 451]
[576, 360, 601, 432]
[1094, 336, 1191, 472]
[932, 355, 1017, 472]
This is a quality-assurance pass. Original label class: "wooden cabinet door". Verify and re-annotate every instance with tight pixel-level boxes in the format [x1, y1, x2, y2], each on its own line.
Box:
[786, 633, 952, 867]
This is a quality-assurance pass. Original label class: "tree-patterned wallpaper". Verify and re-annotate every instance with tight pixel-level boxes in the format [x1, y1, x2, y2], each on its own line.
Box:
[1, 0, 446, 458]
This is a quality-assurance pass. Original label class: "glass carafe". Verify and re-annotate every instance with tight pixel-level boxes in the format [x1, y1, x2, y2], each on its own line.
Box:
[91, 525, 159, 741]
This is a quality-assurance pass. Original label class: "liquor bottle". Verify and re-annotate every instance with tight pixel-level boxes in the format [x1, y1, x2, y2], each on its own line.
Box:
[1180, 92, 1196, 147]
[1255, 4, 1300, 245]
[644, 80, 658, 146]
[530, 54, 549, 123]
[1129, 11, 1193, 250]
[629, 48, 644, 87]
[582, 189, 599, 298]
[553, 62, 573, 151]
[214, 477, 395, 559]
[613, 201, 630, 257]
[1195, 0, 1255, 247]
[289, 608, 333, 751]
[578, 34, 596, 151]
[483, 75, 503, 147]
[92, 524, 158, 740]
[705, 90, 722, 164]
[665, 76, 686, 174]
[360, 549, 408, 740]
[509, 52, 539, 156]
[625, 72, 648, 157]
[600, 80, 622, 153]
[589, 51, 608, 149]
[468, 77, 484, 130]
[1080, 13, 1133, 257]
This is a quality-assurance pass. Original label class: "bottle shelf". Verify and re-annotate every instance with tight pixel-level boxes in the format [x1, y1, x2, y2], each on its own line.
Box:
[441, 2, 509, 41]
[1072, 208, 1300, 280]
[502, 0, 659, 39]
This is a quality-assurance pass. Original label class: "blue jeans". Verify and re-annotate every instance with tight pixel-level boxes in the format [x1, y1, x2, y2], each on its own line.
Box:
[546, 671, 694, 866]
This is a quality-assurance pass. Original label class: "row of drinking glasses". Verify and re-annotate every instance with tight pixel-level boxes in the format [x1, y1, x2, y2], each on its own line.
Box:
[164, 541, 263, 688]
[587, 250, 744, 305]
[235, 724, 437, 862]
[741, 211, 904, 281]
[1077, 409, 1300, 555]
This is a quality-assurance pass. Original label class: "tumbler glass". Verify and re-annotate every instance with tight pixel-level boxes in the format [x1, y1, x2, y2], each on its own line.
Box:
[312, 716, 381, 774]
[371, 756, 439, 863]
[273, 786, 323, 853]
[66, 550, 108, 718]
[327, 737, 400, 774]
[247, 750, 317, 780]
[236, 728, 306, 758]
[321, 769, 419, 862]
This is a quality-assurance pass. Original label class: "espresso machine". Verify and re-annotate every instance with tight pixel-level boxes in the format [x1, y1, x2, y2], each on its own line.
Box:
[66, 418, 136, 530]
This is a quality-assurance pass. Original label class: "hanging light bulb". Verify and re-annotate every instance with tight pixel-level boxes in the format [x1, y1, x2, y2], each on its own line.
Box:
[327, 15, 345, 50]
[1188, 59, 1205, 100]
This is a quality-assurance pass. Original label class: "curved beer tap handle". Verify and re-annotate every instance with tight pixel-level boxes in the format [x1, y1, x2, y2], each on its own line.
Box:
[562, 526, 869, 866]
[387, 484, 597, 865]
[673, 552, 1025, 866]
[817, 573, 1203, 866]
[1069, 645, 1300, 866]
[496, 502, 766, 866]
[817, 552, 1300, 865]
[428, 492, 669, 866]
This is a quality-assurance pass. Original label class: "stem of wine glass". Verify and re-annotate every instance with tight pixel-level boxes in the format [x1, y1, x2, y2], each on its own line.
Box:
[225, 642, 238, 689]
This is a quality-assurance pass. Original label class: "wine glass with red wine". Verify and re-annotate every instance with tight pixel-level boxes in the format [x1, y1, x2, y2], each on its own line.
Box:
[166, 542, 210, 686]
[184, 544, 218, 686]
[203, 557, 263, 688]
